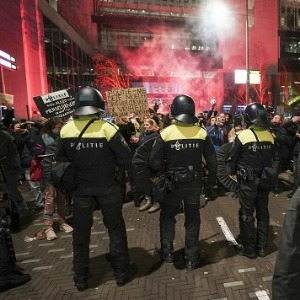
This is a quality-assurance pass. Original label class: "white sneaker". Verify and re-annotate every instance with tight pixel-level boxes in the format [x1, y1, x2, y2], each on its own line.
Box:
[147, 203, 160, 213]
[60, 223, 73, 233]
[139, 200, 152, 211]
[45, 227, 57, 240]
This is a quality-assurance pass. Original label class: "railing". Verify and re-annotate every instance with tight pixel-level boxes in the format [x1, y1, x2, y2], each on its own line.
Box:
[94, 0, 198, 18]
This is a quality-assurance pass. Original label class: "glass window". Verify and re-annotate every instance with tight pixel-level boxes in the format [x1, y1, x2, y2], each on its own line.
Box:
[42, 16, 94, 91]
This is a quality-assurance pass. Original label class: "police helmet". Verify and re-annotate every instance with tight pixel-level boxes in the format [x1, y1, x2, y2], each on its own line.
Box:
[170, 94, 198, 124]
[73, 87, 105, 116]
[244, 102, 269, 128]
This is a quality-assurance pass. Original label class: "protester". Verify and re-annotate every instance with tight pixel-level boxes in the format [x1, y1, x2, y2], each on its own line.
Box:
[283, 112, 300, 198]
[136, 118, 161, 213]
[34, 117, 73, 240]
[228, 115, 244, 143]
[269, 114, 289, 196]
[10, 120, 44, 210]
[206, 116, 224, 152]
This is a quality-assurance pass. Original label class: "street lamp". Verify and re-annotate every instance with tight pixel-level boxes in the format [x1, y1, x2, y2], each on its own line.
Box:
[245, 0, 250, 105]
[201, 0, 251, 105]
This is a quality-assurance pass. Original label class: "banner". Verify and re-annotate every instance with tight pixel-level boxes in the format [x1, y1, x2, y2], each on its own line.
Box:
[106, 87, 149, 118]
[33, 88, 76, 118]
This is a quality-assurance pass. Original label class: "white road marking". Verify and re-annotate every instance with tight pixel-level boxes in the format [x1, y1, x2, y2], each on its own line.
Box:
[262, 276, 273, 282]
[32, 266, 53, 271]
[60, 254, 73, 258]
[238, 267, 256, 273]
[216, 216, 238, 245]
[255, 290, 270, 300]
[15, 252, 30, 257]
[21, 259, 41, 264]
[223, 281, 244, 287]
[48, 248, 65, 253]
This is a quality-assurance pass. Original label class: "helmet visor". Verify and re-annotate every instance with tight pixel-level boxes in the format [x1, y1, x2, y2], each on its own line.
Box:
[73, 106, 102, 116]
[174, 114, 199, 124]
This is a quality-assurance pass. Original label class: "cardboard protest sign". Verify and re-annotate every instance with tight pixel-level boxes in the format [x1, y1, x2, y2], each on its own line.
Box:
[33, 88, 76, 118]
[105, 87, 149, 118]
[0, 93, 14, 106]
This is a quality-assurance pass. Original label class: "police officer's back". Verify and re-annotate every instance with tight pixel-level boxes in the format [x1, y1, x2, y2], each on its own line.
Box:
[230, 103, 274, 259]
[149, 95, 217, 271]
[55, 87, 137, 291]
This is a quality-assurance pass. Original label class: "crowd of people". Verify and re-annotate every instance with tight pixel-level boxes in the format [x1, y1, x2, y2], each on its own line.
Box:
[0, 89, 300, 297]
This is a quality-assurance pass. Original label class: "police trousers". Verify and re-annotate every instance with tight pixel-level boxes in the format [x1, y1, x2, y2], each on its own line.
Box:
[272, 186, 300, 300]
[72, 185, 130, 281]
[0, 208, 15, 275]
[159, 181, 202, 260]
[2, 169, 29, 218]
[237, 177, 269, 252]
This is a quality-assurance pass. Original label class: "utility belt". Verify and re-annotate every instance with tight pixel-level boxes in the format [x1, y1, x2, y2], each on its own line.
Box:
[236, 166, 259, 181]
[166, 166, 200, 185]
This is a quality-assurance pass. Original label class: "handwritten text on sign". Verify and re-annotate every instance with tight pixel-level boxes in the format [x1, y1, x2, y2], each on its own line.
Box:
[106, 88, 149, 118]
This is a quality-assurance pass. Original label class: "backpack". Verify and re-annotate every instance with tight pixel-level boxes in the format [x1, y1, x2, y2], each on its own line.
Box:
[30, 157, 43, 181]
[29, 143, 45, 181]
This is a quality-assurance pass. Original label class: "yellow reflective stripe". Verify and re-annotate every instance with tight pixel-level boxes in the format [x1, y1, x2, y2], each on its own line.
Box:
[238, 129, 274, 144]
[60, 120, 117, 141]
[161, 124, 207, 141]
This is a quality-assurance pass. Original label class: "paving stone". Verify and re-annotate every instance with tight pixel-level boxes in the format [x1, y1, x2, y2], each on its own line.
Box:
[1, 180, 292, 299]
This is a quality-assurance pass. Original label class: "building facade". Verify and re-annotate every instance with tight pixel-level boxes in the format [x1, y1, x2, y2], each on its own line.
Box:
[1, 0, 300, 119]
[0, 0, 97, 119]
[92, 0, 279, 113]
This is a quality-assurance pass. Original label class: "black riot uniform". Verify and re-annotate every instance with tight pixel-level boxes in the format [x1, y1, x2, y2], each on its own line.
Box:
[55, 87, 137, 291]
[149, 95, 217, 271]
[230, 103, 274, 259]
[272, 186, 300, 299]
[0, 130, 31, 292]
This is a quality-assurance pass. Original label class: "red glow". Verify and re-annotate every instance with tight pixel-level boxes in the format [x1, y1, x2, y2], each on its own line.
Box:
[118, 28, 224, 114]
[93, 54, 129, 92]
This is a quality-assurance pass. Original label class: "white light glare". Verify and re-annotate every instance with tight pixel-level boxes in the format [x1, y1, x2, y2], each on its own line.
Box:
[205, 0, 232, 24]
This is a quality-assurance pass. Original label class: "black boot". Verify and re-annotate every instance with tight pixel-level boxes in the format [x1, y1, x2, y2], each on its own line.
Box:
[256, 221, 269, 257]
[73, 275, 89, 292]
[236, 244, 257, 259]
[0, 270, 31, 292]
[4, 220, 17, 266]
[154, 248, 174, 263]
[109, 249, 137, 286]
[0, 228, 31, 292]
[73, 252, 91, 292]
[154, 241, 174, 263]
[115, 262, 138, 286]
[184, 252, 201, 271]
[238, 214, 257, 259]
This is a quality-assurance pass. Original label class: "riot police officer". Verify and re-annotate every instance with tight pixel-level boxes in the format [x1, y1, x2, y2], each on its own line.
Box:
[149, 95, 217, 271]
[0, 130, 31, 292]
[230, 103, 274, 259]
[55, 87, 137, 291]
[272, 187, 300, 299]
